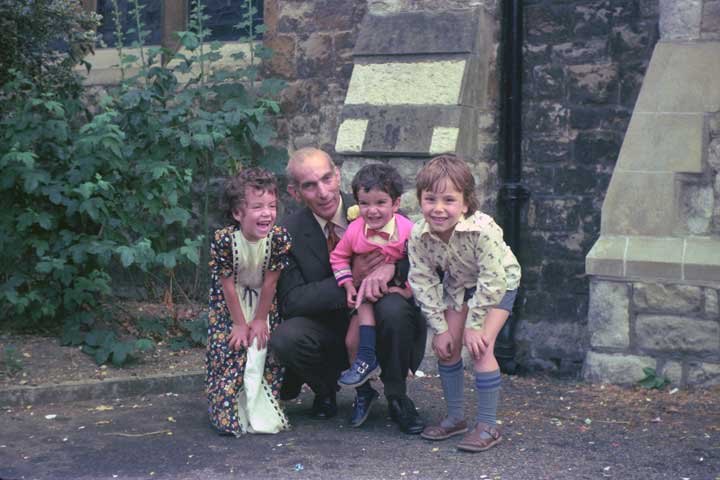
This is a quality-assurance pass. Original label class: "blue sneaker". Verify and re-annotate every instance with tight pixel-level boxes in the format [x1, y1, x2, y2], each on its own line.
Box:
[338, 358, 381, 388]
[349, 387, 379, 427]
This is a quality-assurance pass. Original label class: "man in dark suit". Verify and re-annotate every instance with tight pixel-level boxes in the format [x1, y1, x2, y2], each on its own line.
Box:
[270, 147, 426, 434]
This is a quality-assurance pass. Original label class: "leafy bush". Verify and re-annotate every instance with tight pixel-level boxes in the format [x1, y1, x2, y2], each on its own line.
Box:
[0, 0, 99, 95]
[0, 0, 286, 365]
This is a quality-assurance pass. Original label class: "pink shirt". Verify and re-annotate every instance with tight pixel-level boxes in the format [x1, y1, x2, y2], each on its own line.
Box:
[330, 214, 414, 286]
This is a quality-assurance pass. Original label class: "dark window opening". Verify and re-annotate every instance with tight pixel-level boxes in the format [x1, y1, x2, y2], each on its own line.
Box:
[94, 0, 264, 48]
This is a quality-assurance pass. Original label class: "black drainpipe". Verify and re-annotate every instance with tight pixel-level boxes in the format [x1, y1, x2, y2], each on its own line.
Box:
[496, 0, 530, 374]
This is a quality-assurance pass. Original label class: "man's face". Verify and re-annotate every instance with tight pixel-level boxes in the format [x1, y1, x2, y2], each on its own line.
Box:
[288, 153, 341, 221]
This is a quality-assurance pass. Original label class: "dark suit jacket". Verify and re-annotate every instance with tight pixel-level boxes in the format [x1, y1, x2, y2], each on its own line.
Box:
[276, 192, 355, 323]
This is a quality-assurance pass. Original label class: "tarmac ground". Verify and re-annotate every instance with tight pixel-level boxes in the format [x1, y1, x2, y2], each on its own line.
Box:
[1, 372, 719, 480]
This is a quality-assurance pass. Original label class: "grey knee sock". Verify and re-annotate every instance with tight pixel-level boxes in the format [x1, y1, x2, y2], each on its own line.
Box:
[438, 359, 464, 427]
[475, 369, 501, 427]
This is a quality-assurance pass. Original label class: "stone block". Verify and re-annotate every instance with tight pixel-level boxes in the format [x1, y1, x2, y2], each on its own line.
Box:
[660, 360, 683, 385]
[687, 362, 720, 386]
[635, 42, 720, 113]
[588, 280, 630, 348]
[615, 112, 704, 173]
[586, 236, 626, 278]
[276, 3, 313, 34]
[706, 288, 720, 319]
[574, 131, 622, 167]
[601, 174, 677, 237]
[681, 184, 714, 234]
[573, 3, 612, 38]
[550, 39, 609, 65]
[636, 314, 720, 352]
[312, 0, 365, 31]
[659, 0, 702, 40]
[263, 35, 297, 79]
[526, 3, 572, 43]
[684, 237, 720, 284]
[533, 198, 580, 231]
[524, 101, 569, 134]
[567, 63, 618, 105]
[297, 33, 334, 79]
[709, 138, 720, 171]
[610, 23, 655, 62]
[625, 236, 683, 280]
[354, 11, 480, 55]
[526, 135, 571, 164]
[515, 320, 587, 363]
[335, 119, 369, 153]
[583, 351, 656, 385]
[344, 60, 465, 105]
[703, 1, 720, 38]
[633, 283, 703, 315]
[532, 64, 565, 99]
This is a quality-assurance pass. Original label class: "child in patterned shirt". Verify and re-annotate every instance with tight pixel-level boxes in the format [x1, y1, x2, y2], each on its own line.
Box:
[205, 167, 292, 436]
[408, 155, 521, 452]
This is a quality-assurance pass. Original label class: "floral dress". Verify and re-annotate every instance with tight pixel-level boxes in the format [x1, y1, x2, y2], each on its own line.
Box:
[206, 224, 291, 435]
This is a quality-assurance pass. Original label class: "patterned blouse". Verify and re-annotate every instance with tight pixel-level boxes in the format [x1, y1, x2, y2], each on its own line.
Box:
[408, 211, 521, 334]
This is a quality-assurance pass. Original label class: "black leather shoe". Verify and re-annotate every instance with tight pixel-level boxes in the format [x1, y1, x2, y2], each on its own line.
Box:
[311, 393, 337, 419]
[349, 387, 379, 428]
[387, 395, 425, 434]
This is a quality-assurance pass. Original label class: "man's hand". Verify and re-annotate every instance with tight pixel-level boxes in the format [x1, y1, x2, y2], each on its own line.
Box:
[355, 263, 394, 305]
[388, 284, 412, 299]
[432, 331, 454, 360]
[351, 250, 385, 287]
[227, 323, 249, 351]
[249, 318, 270, 350]
[463, 328, 490, 360]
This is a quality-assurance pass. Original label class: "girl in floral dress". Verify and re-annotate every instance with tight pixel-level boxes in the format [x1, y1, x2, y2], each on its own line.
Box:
[206, 167, 292, 435]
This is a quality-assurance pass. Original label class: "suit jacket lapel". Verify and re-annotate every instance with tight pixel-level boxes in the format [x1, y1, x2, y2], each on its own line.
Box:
[302, 192, 357, 266]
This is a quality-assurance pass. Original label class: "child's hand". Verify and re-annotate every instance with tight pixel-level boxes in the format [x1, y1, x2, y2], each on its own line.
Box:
[249, 318, 270, 350]
[344, 283, 358, 309]
[228, 323, 249, 351]
[432, 331, 454, 360]
[463, 328, 490, 360]
[388, 285, 412, 299]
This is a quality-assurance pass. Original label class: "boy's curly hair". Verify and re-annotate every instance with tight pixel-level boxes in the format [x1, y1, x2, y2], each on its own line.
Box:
[222, 167, 278, 222]
[351, 163, 404, 201]
[415, 154, 479, 216]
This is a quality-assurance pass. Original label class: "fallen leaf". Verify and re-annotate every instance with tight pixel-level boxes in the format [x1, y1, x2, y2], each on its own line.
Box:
[94, 405, 114, 411]
[167, 416, 176, 423]
[44, 414, 57, 420]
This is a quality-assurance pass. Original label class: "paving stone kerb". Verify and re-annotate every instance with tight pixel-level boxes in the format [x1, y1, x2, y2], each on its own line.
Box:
[0, 371, 204, 408]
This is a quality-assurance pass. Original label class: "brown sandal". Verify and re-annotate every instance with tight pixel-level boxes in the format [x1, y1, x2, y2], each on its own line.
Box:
[420, 419, 468, 440]
[457, 422, 502, 452]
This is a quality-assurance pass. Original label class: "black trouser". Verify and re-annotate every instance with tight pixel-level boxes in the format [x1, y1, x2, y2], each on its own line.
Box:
[271, 293, 424, 399]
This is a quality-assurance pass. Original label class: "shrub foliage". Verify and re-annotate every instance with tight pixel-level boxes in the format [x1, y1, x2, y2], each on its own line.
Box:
[0, 0, 286, 364]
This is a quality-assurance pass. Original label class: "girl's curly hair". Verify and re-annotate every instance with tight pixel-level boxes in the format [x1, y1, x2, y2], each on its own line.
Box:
[222, 167, 278, 222]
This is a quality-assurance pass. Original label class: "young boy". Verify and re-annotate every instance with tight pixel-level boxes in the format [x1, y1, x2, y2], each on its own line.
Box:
[407, 155, 521, 452]
[330, 163, 414, 388]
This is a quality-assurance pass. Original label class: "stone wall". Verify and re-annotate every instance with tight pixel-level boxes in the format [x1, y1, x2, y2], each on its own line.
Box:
[263, 0, 368, 154]
[515, 0, 660, 372]
[584, 280, 720, 386]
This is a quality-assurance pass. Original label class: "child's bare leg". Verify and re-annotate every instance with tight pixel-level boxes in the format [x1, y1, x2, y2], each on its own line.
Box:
[345, 314, 359, 363]
[338, 303, 380, 387]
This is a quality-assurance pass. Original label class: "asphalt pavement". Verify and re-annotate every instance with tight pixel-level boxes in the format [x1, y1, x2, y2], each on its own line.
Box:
[1, 373, 718, 480]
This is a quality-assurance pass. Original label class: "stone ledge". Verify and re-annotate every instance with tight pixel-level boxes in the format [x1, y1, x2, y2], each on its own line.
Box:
[0, 371, 204, 408]
[586, 235, 720, 287]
